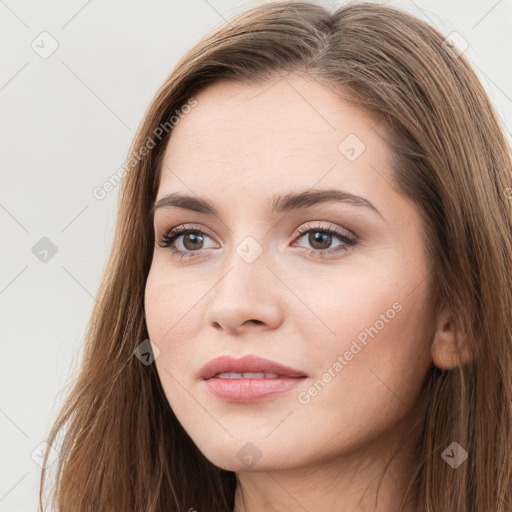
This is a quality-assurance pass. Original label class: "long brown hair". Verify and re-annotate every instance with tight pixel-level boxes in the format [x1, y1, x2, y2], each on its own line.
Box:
[39, 1, 512, 510]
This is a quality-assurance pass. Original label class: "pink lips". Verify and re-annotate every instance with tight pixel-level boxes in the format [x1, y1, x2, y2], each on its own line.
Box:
[199, 354, 308, 402]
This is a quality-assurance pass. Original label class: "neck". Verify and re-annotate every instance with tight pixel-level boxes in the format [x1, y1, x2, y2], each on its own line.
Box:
[233, 412, 424, 512]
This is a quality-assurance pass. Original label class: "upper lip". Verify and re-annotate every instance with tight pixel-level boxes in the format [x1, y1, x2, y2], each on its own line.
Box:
[199, 355, 308, 380]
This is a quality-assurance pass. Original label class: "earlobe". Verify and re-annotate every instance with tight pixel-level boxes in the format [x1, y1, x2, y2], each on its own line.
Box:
[431, 308, 472, 370]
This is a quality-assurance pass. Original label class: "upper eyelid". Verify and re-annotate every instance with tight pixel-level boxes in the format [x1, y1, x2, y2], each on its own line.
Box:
[163, 223, 217, 240]
[296, 221, 355, 236]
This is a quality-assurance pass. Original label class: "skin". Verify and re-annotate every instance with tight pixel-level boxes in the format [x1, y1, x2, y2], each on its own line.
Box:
[144, 72, 460, 511]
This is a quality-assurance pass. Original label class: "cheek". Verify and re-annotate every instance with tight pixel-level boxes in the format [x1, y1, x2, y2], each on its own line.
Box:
[292, 263, 432, 399]
[144, 262, 208, 391]
[144, 262, 202, 342]
[291, 283, 431, 453]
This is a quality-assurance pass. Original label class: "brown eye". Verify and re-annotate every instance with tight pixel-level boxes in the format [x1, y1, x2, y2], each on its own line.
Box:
[306, 231, 334, 250]
[157, 225, 217, 259]
[293, 223, 357, 257]
[180, 232, 206, 251]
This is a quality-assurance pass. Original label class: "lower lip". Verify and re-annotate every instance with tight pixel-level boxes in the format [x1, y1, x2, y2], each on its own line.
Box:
[204, 376, 306, 402]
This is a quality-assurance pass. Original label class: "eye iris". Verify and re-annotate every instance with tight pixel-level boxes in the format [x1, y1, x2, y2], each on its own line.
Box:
[183, 232, 204, 251]
[309, 231, 332, 250]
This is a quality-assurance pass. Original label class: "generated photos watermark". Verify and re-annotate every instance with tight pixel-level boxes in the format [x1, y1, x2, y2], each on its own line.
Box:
[297, 301, 403, 405]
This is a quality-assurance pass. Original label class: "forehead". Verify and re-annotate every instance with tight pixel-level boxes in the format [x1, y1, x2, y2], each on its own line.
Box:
[158, 74, 393, 204]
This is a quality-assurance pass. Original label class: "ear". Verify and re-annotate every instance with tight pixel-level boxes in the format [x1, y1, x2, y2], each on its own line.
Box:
[431, 307, 472, 370]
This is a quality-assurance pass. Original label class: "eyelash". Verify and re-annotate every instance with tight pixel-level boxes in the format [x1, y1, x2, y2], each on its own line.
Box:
[156, 222, 357, 261]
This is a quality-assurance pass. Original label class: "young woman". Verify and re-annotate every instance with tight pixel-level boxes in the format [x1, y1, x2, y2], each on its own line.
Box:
[39, 1, 512, 511]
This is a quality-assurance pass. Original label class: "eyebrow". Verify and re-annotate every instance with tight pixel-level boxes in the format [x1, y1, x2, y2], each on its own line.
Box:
[151, 189, 383, 219]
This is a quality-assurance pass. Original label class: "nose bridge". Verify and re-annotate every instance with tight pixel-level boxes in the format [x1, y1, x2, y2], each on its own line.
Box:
[216, 232, 271, 301]
[220, 212, 270, 275]
[205, 229, 283, 331]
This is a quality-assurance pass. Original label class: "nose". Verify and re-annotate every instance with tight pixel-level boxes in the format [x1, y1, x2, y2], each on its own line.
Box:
[204, 252, 285, 334]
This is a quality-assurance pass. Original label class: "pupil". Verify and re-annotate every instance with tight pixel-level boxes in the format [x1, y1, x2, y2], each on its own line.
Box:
[309, 231, 331, 250]
[184, 232, 203, 250]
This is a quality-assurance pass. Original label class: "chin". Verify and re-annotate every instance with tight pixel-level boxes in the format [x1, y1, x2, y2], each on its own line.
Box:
[196, 436, 298, 473]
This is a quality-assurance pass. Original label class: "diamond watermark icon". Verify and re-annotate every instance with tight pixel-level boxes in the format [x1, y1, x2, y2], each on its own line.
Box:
[237, 442, 263, 468]
[31, 441, 59, 468]
[442, 32, 469, 59]
[133, 338, 161, 365]
[236, 236, 263, 264]
[32, 237, 58, 263]
[31, 31, 59, 59]
[441, 441, 468, 468]
[338, 133, 366, 162]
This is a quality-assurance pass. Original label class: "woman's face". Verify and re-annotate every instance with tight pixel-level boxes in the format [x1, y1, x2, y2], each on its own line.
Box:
[144, 73, 434, 472]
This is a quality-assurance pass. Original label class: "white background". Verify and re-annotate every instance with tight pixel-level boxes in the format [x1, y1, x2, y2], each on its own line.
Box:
[1, 0, 511, 510]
